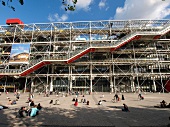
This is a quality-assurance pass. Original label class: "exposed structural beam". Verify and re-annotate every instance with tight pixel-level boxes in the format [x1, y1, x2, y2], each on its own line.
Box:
[0, 31, 166, 77]
[0, 19, 170, 93]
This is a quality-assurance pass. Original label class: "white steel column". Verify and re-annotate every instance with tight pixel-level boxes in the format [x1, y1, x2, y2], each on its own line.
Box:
[50, 65, 54, 92]
[131, 77, 135, 92]
[31, 79, 34, 94]
[113, 76, 116, 93]
[90, 21, 92, 46]
[131, 65, 135, 92]
[24, 77, 28, 93]
[69, 65, 73, 91]
[153, 77, 156, 92]
[151, 66, 157, 92]
[112, 53, 116, 93]
[90, 63, 93, 93]
[46, 74, 49, 93]
[4, 76, 7, 93]
[110, 65, 113, 92]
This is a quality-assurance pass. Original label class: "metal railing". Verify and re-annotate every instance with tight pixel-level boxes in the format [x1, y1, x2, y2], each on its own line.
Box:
[0, 21, 170, 75]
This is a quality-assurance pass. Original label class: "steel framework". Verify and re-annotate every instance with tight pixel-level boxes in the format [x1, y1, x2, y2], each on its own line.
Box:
[0, 20, 170, 93]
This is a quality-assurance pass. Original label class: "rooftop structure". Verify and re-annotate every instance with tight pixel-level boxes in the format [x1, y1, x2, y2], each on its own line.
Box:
[0, 19, 170, 93]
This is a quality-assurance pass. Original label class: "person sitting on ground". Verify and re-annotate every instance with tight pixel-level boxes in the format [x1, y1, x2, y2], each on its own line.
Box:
[49, 100, 53, 104]
[0, 106, 4, 110]
[27, 108, 32, 116]
[138, 93, 144, 100]
[122, 94, 125, 100]
[29, 100, 35, 107]
[83, 98, 86, 103]
[0, 104, 8, 110]
[30, 94, 34, 99]
[122, 103, 130, 112]
[98, 100, 102, 105]
[17, 107, 28, 118]
[37, 103, 42, 110]
[81, 98, 85, 103]
[160, 100, 167, 108]
[16, 92, 20, 100]
[30, 105, 39, 117]
[26, 98, 32, 103]
[8, 100, 17, 105]
[12, 100, 17, 105]
[72, 98, 76, 101]
[54, 99, 60, 105]
[74, 99, 78, 106]
[166, 103, 170, 108]
[87, 101, 89, 105]
[8, 100, 12, 105]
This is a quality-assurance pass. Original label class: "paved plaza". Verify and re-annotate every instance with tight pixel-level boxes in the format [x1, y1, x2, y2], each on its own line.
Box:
[0, 92, 170, 127]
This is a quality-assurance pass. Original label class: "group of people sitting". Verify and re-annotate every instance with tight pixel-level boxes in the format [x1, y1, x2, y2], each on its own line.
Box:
[8, 99, 17, 105]
[72, 95, 89, 106]
[6, 92, 21, 105]
[154, 100, 170, 108]
[114, 94, 120, 102]
[49, 99, 60, 105]
[15, 95, 43, 118]
[16, 103, 42, 118]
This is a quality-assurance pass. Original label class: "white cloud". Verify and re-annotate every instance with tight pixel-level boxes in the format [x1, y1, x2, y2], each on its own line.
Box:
[74, 0, 93, 11]
[98, 0, 109, 11]
[60, 0, 93, 12]
[114, 0, 170, 20]
[99, 0, 106, 9]
[48, 13, 68, 22]
[48, 14, 55, 22]
[54, 14, 68, 21]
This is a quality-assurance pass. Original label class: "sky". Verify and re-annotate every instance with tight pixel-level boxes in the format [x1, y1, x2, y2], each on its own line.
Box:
[0, 0, 170, 25]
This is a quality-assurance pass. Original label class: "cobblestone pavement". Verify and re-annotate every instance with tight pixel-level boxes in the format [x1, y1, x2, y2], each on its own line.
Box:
[0, 92, 170, 127]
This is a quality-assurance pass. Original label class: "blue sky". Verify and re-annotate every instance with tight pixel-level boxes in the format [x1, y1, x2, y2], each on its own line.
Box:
[0, 0, 170, 25]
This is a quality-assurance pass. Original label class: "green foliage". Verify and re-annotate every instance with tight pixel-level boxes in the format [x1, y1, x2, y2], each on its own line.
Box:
[62, 0, 77, 11]
[1, 0, 24, 11]
[19, 0, 24, 5]
[2, 1, 5, 6]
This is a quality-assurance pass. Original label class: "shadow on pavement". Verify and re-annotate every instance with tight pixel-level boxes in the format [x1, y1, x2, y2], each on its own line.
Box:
[0, 104, 170, 127]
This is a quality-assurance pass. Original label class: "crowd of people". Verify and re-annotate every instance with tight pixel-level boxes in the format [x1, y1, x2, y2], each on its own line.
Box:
[0, 91, 43, 118]
[0, 90, 169, 120]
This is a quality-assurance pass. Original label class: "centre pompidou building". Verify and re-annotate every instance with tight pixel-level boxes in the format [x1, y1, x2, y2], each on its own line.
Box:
[0, 18, 170, 93]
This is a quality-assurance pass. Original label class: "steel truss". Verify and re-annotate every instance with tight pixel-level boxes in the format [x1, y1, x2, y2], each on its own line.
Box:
[0, 20, 169, 93]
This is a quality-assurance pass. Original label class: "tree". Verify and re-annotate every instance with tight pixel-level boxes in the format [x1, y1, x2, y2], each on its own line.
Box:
[1, 0, 79, 11]
[62, 0, 77, 11]
[1, 0, 24, 11]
